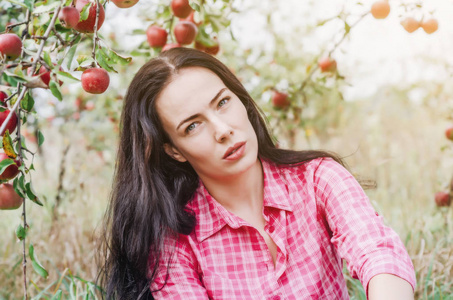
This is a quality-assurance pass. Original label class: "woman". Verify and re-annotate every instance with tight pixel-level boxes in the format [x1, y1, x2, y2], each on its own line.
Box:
[98, 48, 415, 299]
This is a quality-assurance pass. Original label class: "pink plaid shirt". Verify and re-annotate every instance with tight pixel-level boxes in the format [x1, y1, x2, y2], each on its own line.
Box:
[150, 157, 416, 299]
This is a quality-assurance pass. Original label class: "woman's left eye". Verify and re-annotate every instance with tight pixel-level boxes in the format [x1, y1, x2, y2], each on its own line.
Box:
[218, 97, 230, 107]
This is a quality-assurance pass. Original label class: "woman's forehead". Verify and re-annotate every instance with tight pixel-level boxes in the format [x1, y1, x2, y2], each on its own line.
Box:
[155, 67, 227, 126]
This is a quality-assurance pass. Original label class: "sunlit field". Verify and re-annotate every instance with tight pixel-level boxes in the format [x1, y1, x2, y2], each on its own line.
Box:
[1, 86, 452, 299]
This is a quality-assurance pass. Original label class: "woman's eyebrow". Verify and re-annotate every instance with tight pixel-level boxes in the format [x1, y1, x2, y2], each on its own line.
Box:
[176, 87, 228, 131]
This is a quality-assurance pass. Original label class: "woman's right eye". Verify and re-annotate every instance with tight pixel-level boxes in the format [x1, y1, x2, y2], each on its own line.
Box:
[185, 123, 197, 133]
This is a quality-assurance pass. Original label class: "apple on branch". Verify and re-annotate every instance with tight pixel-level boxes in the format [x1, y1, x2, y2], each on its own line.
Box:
[74, 0, 105, 33]
[0, 183, 23, 210]
[271, 91, 290, 109]
[0, 33, 22, 61]
[111, 0, 139, 8]
[59, 6, 80, 29]
[174, 21, 198, 45]
[435, 191, 451, 207]
[81, 67, 110, 94]
[318, 57, 337, 73]
[0, 152, 21, 181]
[146, 26, 168, 48]
[445, 126, 453, 141]
[0, 110, 18, 136]
[371, 1, 390, 19]
[171, 0, 193, 18]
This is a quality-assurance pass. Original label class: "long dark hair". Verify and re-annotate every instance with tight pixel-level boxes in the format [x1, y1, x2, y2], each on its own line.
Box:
[97, 47, 373, 299]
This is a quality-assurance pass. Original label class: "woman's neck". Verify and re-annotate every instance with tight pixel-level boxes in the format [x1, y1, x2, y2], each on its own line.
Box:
[200, 158, 264, 215]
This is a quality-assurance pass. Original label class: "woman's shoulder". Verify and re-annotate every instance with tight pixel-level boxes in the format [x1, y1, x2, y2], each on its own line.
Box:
[268, 156, 342, 181]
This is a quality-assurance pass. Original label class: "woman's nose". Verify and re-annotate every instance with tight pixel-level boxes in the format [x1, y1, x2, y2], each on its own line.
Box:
[213, 117, 233, 142]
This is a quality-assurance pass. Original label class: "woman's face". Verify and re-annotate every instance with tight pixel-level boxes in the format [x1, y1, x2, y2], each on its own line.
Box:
[155, 67, 259, 181]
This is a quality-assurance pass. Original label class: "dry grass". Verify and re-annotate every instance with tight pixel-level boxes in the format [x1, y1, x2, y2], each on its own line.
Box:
[0, 87, 452, 299]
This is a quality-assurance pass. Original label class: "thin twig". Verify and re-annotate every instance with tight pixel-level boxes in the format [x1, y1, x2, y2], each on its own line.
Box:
[91, 0, 101, 65]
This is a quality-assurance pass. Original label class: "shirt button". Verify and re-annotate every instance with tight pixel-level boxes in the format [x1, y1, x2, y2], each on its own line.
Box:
[268, 225, 275, 233]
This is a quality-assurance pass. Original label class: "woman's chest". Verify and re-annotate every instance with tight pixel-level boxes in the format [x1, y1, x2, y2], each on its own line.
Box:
[193, 210, 348, 299]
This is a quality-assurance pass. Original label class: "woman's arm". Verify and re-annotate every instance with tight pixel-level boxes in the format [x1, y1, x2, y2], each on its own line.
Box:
[368, 274, 414, 300]
[311, 157, 416, 295]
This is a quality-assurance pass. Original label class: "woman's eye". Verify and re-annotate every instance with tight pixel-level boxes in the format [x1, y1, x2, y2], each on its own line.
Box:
[185, 123, 197, 133]
[218, 97, 230, 107]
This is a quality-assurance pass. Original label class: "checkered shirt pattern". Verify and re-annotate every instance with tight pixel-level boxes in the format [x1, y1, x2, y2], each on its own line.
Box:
[149, 157, 416, 299]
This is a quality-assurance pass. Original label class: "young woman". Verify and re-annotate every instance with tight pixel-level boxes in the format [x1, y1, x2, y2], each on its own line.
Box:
[98, 47, 416, 299]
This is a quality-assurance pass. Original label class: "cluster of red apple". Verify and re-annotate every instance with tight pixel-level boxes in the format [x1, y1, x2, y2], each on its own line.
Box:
[0, 0, 134, 95]
[146, 0, 219, 55]
[0, 91, 23, 210]
[270, 57, 337, 110]
[435, 126, 453, 207]
[371, 0, 438, 34]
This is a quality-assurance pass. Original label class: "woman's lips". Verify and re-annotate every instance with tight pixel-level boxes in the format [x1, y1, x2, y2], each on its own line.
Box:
[223, 142, 246, 160]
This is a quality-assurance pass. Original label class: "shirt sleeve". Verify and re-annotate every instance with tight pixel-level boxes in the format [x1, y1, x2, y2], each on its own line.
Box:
[149, 233, 210, 299]
[312, 157, 416, 296]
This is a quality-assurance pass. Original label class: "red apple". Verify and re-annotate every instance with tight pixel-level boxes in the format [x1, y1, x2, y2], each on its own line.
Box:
[146, 26, 168, 48]
[0, 153, 21, 180]
[27, 65, 63, 88]
[0, 91, 7, 105]
[271, 91, 290, 109]
[0, 183, 23, 210]
[0, 110, 18, 135]
[318, 57, 337, 73]
[59, 6, 80, 29]
[174, 21, 198, 45]
[171, 0, 193, 18]
[435, 191, 451, 207]
[446, 126, 453, 141]
[205, 43, 220, 55]
[0, 33, 22, 61]
[81, 68, 110, 94]
[111, 0, 139, 8]
[74, 0, 105, 33]
[194, 41, 206, 52]
[162, 43, 181, 52]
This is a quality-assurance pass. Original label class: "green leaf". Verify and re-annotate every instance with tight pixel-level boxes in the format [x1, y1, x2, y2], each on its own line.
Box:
[107, 48, 132, 65]
[21, 92, 35, 112]
[13, 177, 26, 200]
[66, 44, 78, 70]
[77, 55, 95, 66]
[29, 163, 35, 171]
[189, 2, 201, 12]
[96, 50, 116, 73]
[37, 130, 44, 147]
[16, 224, 27, 241]
[132, 29, 146, 35]
[0, 158, 15, 175]
[56, 71, 80, 82]
[29, 244, 49, 279]
[80, 2, 92, 21]
[25, 181, 43, 206]
[43, 52, 53, 69]
[344, 21, 350, 34]
[32, 1, 60, 14]
[6, 0, 27, 9]
[49, 81, 62, 101]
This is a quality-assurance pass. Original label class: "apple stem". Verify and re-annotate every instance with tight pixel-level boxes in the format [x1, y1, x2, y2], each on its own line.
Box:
[16, 94, 29, 300]
[169, 16, 175, 43]
[92, 0, 101, 65]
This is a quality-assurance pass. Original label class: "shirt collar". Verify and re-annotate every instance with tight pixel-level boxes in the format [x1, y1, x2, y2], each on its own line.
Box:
[187, 157, 293, 243]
